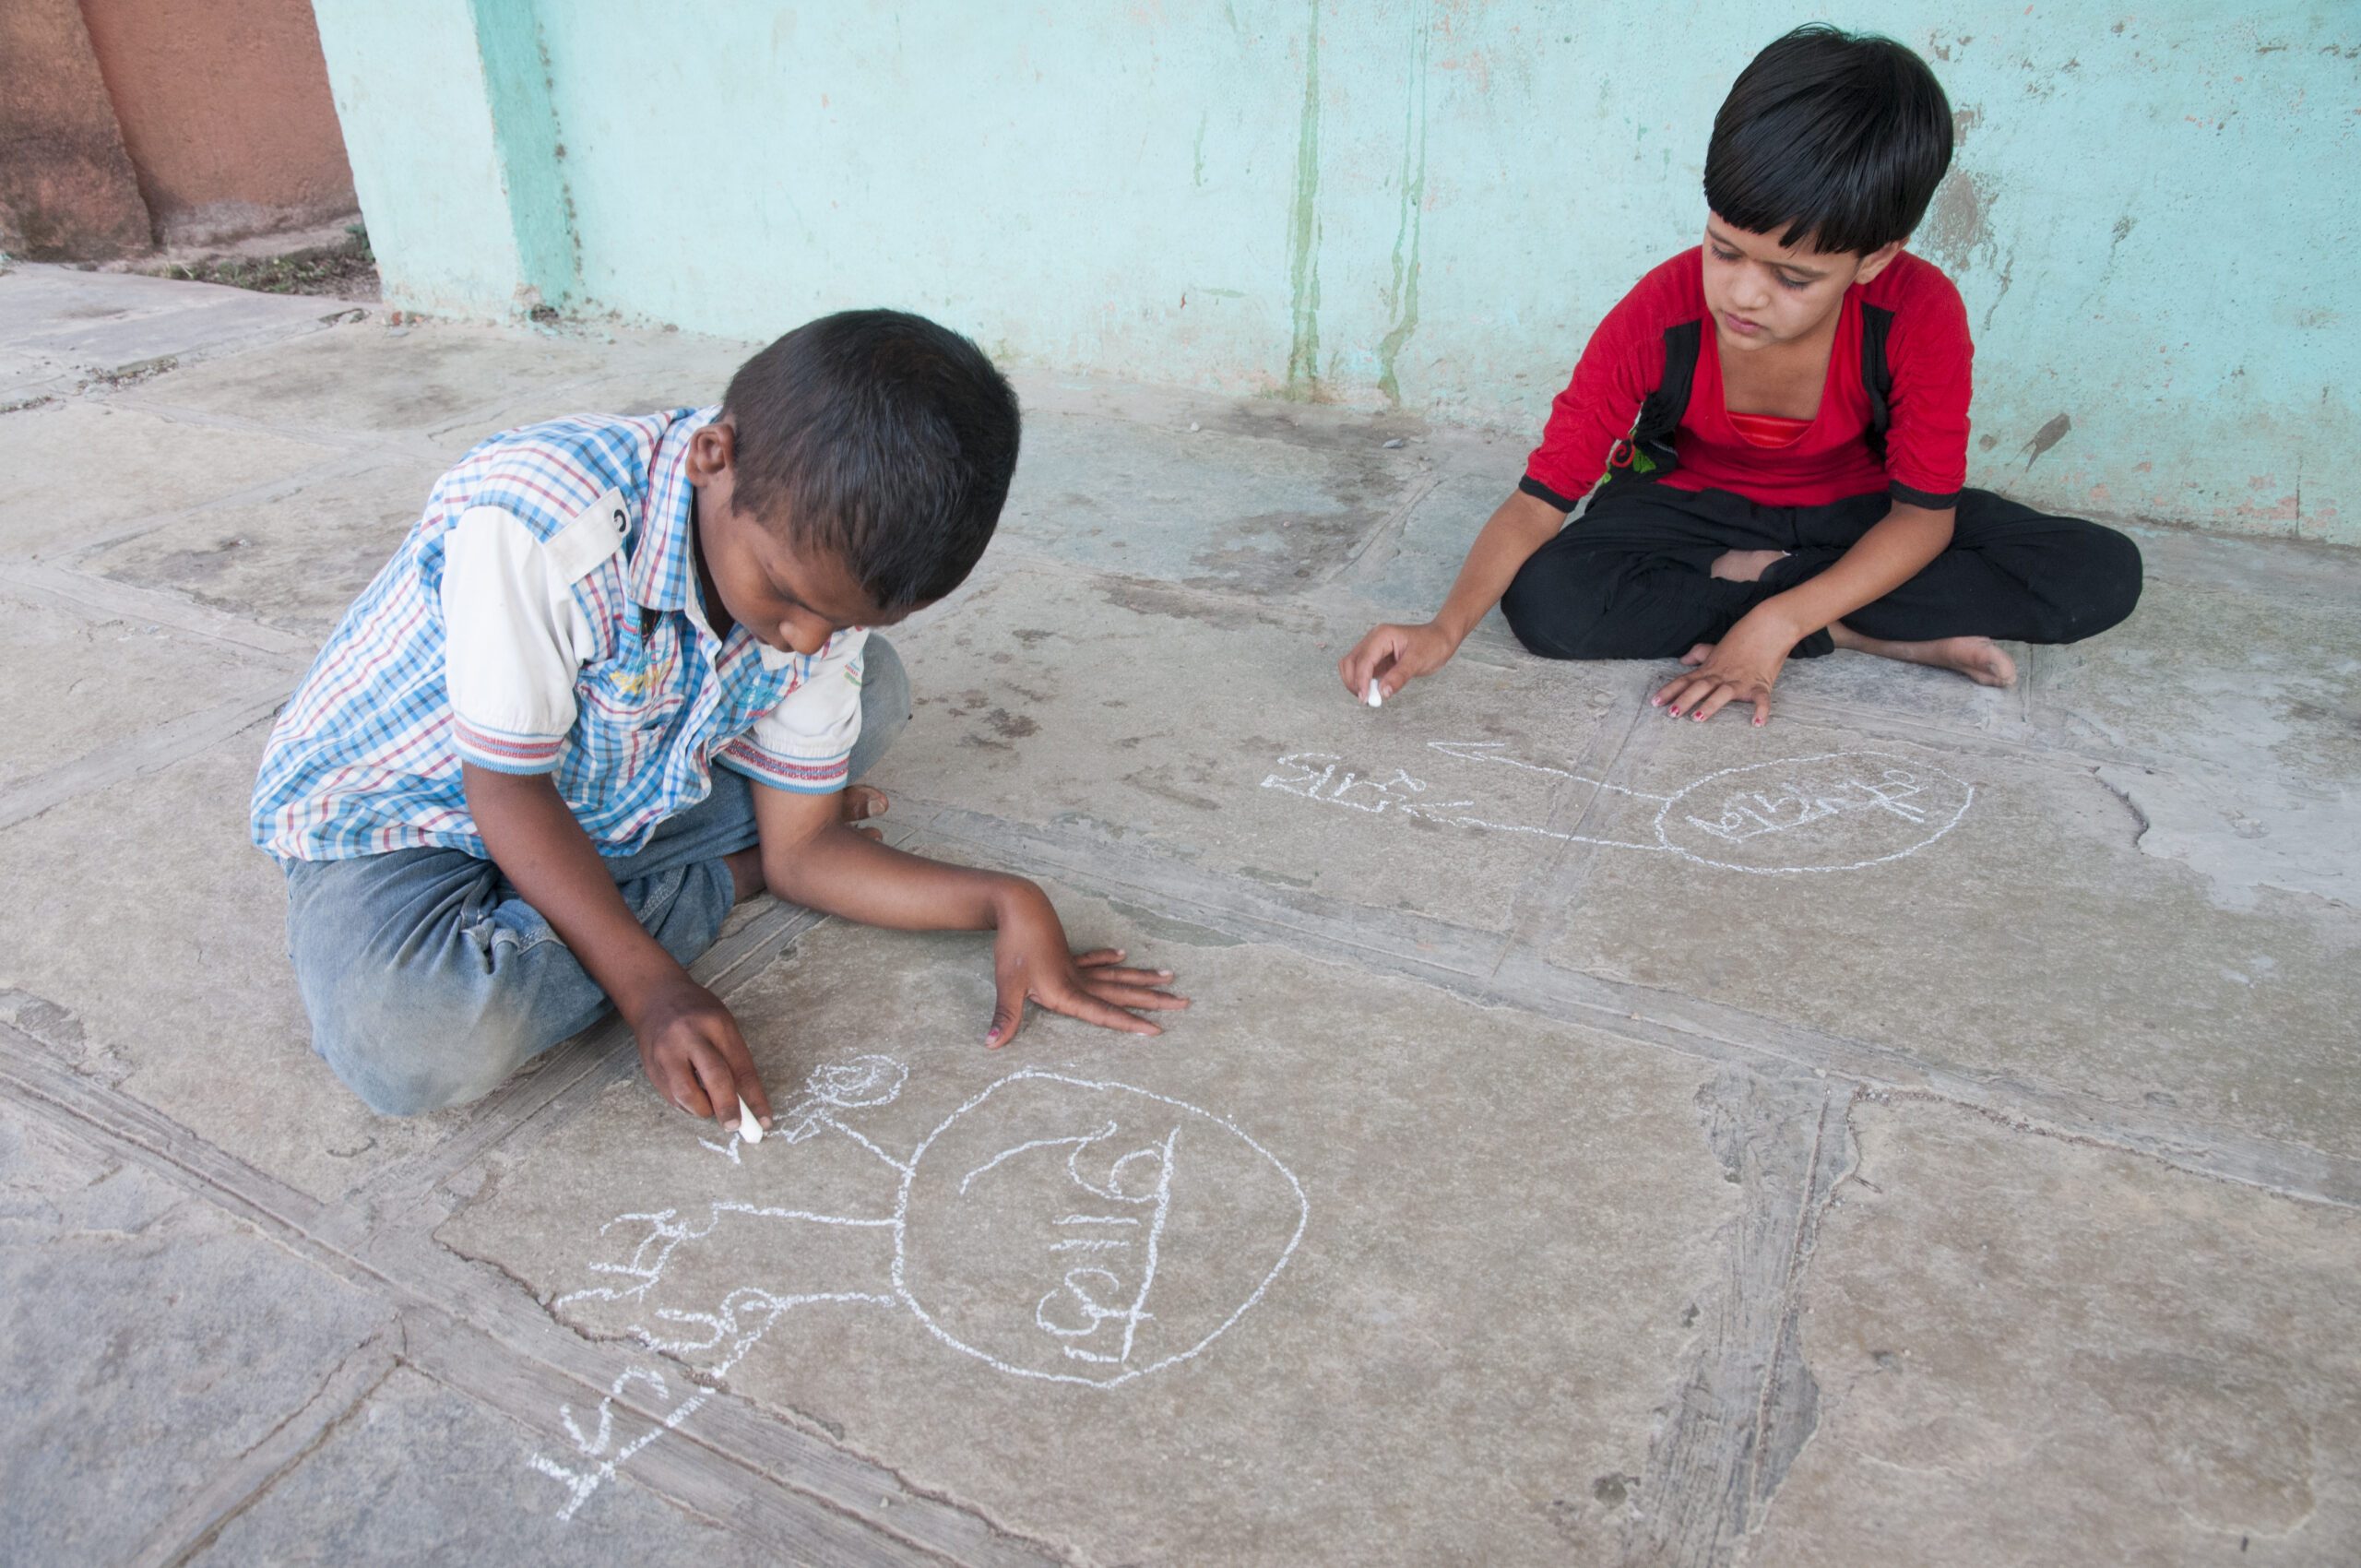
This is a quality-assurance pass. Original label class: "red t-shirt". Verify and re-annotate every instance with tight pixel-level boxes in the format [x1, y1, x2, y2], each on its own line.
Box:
[1523, 246, 1973, 511]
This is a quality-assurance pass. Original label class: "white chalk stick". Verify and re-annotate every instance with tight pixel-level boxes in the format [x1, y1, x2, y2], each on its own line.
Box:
[1364, 679, 1382, 708]
[736, 1095, 763, 1144]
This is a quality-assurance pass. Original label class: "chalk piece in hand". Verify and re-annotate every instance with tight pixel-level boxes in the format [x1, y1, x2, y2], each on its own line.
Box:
[1365, 679, 1383, 709]
[736, 1096, 763, 1145]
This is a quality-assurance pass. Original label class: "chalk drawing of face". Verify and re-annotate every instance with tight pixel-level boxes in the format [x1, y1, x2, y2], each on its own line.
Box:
[892, 1071, 1310, 1387]
[1653, 753, 1973, 873]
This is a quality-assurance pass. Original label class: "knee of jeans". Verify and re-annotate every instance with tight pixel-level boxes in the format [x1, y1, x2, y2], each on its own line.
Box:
[2079, 526, 2144, 636]
[308, 974, 528, 1117]
[865, 636, 911, 719]
[1501, 552, 1601, 659]
[858, 635, 913, 753]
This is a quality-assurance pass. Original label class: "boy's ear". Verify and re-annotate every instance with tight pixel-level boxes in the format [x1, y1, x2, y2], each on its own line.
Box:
[686, 420, 737, 483]
[1854, 238, 1907, 286]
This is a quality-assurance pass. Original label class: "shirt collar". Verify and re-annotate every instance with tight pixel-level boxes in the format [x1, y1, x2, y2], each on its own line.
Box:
[628, 406, 718, 619]
[632, 406, 812, 674]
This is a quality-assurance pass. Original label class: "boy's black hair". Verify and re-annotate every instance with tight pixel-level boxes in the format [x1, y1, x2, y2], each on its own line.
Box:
[1703, 24, 1953, 256]
[723, 309, 1020, 612]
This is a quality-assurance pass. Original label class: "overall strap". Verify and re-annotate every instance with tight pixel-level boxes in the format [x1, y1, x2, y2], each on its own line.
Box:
[1608, 319, 1703, 481]
[1858, 302, 1896, 462]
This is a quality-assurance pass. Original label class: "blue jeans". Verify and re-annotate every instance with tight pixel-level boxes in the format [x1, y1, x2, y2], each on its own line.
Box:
[284, 638, 909, 1116]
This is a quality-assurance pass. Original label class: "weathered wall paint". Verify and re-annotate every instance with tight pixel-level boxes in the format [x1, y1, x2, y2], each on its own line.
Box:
[312, 1, 2361, 542]
[311, 0, 523, 315]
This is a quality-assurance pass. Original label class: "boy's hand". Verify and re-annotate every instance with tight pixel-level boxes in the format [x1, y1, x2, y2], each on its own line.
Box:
[628, 975, 773, 1132]
[986, 881, 1189, 1048]
[1650, 607, 1802, 726]
[1340, 620, 1457, 704]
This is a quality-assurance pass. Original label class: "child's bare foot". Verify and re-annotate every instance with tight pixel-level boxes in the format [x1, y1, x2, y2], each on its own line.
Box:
[1710, 548, 1787, 582]
[1830, 624, 2017, 687]
[842, 784, 888, 841]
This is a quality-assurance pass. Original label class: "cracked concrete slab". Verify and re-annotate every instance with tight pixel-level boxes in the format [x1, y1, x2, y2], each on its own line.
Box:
[0, 264, 350, 402]
[4, 281, 2358, 1567]
[439, 906, 1735, 1567]
[2032, 528, 2361, 911]
[0, 401, 347, 560]
[997, 401, 1426, 595]
[65, 452, 453, 638]
[1543, 713, 2361, 1163]
[121, 317, 614, 444]
[0, 1099, 391, 1568]
[0, 725, 480, 1202]
[883, 562, 1624, 936]
[1752, 1096, 2361, 1566]
[0, 584, 285, 796]
[186, 1367, 795, 1568]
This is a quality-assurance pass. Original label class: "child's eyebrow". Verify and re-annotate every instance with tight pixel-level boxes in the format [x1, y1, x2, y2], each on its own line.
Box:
[1707, 225, 1828, 279]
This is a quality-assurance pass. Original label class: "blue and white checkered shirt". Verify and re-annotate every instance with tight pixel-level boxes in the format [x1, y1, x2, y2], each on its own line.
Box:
[251, 407, 866, 863]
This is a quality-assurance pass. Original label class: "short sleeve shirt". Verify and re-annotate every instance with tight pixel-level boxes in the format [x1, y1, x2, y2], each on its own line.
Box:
[1522, 247, 1974, 512]
[251, 408, 867, 862]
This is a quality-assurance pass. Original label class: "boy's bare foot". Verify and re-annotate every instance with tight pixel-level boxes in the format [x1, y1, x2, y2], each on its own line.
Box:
[1710, 548, 1787, 582]
[1829, 624, 2017, 687]
[723, 786, 892, 903]
[842, 784, 888, 842]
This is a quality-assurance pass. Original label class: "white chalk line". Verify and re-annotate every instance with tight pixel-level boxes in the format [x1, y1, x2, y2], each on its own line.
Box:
[533, 1059, 1311, 1515]
[1649, 751, 1975, 875]
[1263, 743, 1975, 875]
[528, 1365, 710, 1521]
[892, 1069, 1309, 1389]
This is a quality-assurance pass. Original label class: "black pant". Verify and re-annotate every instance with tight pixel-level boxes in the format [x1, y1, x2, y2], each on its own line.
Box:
[1499, 485, 2142, 659]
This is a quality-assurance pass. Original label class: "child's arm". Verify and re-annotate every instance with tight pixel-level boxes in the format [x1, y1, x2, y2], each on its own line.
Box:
[1339, 488, 1567, 701]
[465, 764, 774, 1130]
[1652, 499, 1956, 724]
[749, 785, 1188, 1049]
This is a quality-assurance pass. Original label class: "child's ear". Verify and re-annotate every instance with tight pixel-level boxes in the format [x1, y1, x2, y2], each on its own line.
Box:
[686, 420, 738, 483]
[1854, 239, 1907, 286]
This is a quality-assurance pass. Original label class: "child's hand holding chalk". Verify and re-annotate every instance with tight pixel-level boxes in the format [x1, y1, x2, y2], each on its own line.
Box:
[1336, 620, 1455, 707]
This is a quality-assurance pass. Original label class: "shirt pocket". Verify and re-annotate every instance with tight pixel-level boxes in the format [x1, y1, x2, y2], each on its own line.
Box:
[575, 636, 686, 782]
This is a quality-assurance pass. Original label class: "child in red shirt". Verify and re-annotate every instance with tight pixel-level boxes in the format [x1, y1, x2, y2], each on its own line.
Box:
[1341, 25, 2141, 725]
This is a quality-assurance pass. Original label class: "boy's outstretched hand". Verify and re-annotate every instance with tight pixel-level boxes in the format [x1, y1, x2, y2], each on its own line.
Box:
[986, 880, 1189, 1048]
[1650, 607, 1798, 726]
[1339, 620, 1457, 704]
[630, 974, 774, 1133]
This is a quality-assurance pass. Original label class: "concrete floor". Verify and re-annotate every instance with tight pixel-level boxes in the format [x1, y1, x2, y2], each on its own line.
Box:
[3, 263, 2358, 1566]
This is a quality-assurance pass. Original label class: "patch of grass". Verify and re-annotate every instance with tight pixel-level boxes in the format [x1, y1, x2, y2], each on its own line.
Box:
[165, 225, 377, 299]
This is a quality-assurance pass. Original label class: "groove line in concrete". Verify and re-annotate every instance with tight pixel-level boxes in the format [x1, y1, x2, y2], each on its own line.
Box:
[904, 800, 2361, 1208]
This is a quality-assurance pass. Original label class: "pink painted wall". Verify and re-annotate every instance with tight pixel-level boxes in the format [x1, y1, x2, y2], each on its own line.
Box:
[79, 0, 356, 245]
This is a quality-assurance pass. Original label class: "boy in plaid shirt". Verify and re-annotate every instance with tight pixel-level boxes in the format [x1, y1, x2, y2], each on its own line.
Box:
[254, 311, 1185, 1127]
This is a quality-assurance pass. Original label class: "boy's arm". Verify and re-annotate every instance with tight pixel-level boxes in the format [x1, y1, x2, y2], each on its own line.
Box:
[1652, 500, 1955, 724]
[750, 785, 1187, 1048]
[464, 763, 774, 1130]
[1338, 488, 1566, 700]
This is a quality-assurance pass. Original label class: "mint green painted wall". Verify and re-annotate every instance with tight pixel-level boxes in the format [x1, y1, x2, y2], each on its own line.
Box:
[314, 2, 2359, 542]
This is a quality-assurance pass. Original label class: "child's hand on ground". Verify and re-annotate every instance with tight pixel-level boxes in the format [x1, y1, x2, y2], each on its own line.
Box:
[1651, 607, 1800, 726]
[628, 975, 774, 1133]
[985, 880, 1189, 1048]
[1340, 621, 1457, 704]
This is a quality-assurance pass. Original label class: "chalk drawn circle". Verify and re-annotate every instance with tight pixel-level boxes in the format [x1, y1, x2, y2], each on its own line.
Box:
[1653, 751, 1973, 874]
[806, 1054, 906, 1109]
[891, 1071, 1308, 1388]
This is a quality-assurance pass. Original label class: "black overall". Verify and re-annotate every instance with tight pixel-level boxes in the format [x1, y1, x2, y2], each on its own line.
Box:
[1500, 317, 2143, 660]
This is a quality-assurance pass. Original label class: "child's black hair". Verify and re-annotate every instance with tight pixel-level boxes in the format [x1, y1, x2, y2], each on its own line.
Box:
[723, 309, 1020, 612]
[1703, 24, 1953, 256]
